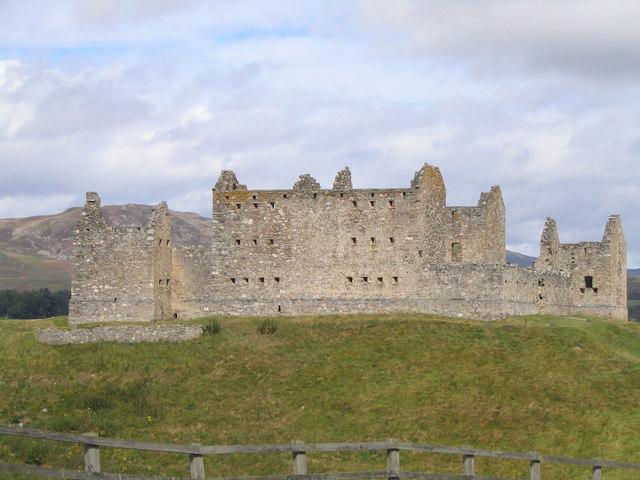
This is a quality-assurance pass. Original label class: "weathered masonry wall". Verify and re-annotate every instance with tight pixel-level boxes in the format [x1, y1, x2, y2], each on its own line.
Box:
[534, 215, 627, 319]
[69, 194, 172, 324]
[69, 163, 628, 323]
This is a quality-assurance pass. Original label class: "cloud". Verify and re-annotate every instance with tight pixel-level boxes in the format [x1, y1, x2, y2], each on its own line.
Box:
[358, 0, 640, 81]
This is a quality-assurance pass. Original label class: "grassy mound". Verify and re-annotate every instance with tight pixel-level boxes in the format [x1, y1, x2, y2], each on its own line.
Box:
[1, 314, 640, 479]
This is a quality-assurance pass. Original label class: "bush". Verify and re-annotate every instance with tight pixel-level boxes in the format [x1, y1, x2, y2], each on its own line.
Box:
[257, 319, 278, 335]
[203, 319, 221, 336]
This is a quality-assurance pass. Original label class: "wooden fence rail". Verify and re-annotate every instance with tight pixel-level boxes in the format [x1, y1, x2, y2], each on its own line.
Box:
[0, 425, 638, 479]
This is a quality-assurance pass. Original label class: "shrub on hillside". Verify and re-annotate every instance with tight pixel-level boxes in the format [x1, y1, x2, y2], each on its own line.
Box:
[203, 319, 221, 336]
[257, 319, 278, 335]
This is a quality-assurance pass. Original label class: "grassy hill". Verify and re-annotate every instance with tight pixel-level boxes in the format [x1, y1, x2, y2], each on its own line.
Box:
[1, 314, 640, 479]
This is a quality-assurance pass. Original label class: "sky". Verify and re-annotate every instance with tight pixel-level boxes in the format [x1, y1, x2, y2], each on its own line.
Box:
[0, 0, 639, 265]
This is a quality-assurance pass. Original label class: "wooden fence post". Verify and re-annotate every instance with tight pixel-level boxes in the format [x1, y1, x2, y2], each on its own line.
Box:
[386, 438, 400, 480]
[462, 449, 474, 478]
[529, 453, 540, 480]
[292, 441, 307, 475]
[592, 459, 602, 480]
[83, 434, 100, 473]
[189, 442, 205, 480]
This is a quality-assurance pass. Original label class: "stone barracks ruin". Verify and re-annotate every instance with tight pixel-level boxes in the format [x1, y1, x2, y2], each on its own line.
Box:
[69, 164, 628, 324]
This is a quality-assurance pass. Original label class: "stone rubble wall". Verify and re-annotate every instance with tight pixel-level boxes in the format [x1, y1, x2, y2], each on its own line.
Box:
[37, 324, 203, 345]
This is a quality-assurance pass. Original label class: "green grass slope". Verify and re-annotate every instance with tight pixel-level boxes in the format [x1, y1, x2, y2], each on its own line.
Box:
[1, 314, 640, 479]
[0, 251, 70, 291]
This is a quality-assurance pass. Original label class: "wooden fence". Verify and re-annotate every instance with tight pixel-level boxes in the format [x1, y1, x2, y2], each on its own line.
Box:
[1, 425, 639, 479]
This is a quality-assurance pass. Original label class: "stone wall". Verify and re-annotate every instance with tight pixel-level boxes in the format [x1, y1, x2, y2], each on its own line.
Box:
[69, 163, 628, 323]
[69, 193, 173, 324]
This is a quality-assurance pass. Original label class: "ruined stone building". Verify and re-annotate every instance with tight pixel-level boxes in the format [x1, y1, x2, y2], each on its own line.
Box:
[69, 164, 628, 324]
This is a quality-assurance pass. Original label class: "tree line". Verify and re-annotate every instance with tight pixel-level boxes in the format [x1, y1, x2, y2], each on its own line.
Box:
[0, 289, 70, 319]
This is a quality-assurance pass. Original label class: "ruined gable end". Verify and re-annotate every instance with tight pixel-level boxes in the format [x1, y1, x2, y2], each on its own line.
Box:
[293, 174, 321, 191]
[333, 167, 353, 189]
[536, 217, 560, 270]
[411, 163, 446, 204]
[214, 170, 247, 192]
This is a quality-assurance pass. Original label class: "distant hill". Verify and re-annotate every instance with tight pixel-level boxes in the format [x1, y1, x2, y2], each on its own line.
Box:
[0, 205, 211, 291]
[506, 250, 535, 267]
[628, 269, 640, 278]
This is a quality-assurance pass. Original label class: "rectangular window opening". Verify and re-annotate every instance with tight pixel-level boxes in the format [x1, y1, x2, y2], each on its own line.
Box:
[283, 193, 288, 199]
[402, 192, 407, 197]
[243, 277, 249, 284]
[340, 193, 344, 198]
[362, 276, 369, 283]
[370, 201, 375, 206]
[258, 277, 265, 283]
[347, 276, 353, 283]
[352, 200, 358, 207]
[585, 276, 594, 289]
[418, 250, 423, 258]
[235, 239, 241, 245]
[230, 277, 236, 284]
[392, 276, 398, 283]
[274, 276, 280, 283]
[252, 239, 258, 245]
[166, 279, 170, 285]
[377, 277, 383, 283]
[370, 237, 376, 244]
[389, 237, 395, 244]
[370, 192, 375, 198]
[351, 237, 357, 244]
[270, 202, 275, 208]
[269, 239, 274, 245]
[389, 200, 394, 207]
[235, 203, 241, 209]
[313, 193, 317, 199]
[253, 203, 258, 208]
[452, 242, 462, 262]
[252, 195, 257, 200]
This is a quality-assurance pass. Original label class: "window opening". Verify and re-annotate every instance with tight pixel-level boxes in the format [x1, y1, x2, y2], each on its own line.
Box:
[452, 242, 462, 262]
